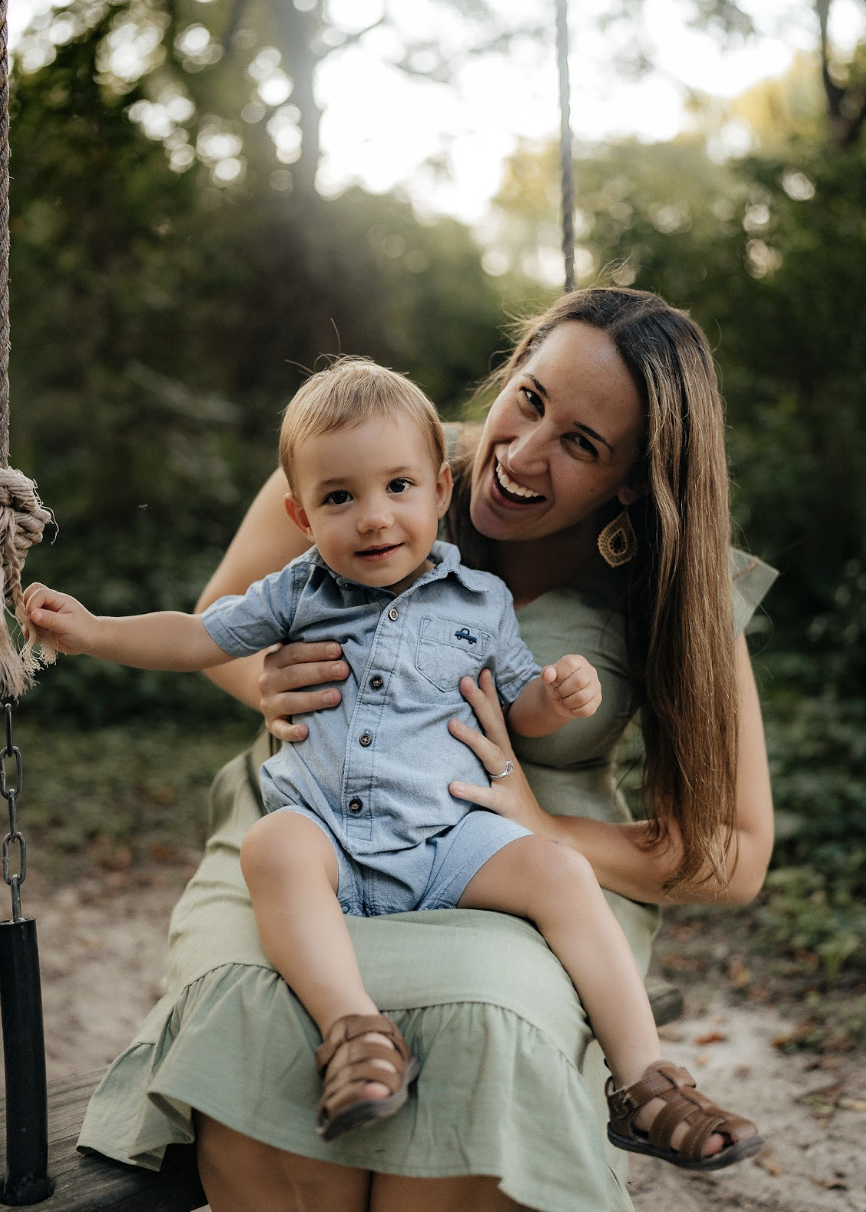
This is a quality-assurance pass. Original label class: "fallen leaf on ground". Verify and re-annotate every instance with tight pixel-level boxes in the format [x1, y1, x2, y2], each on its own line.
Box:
[728, 957, 750, 987]
[755, 1150, 784, 1176]
[795, 1082, 844, 1105]
[694, 1031, 727, 1045]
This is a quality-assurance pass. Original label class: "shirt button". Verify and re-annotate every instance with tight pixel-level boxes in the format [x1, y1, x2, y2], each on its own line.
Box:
[370, 675, 384, 690]
[359, 732, 372, 747]
[388, 607, 399, 621]
[348, 798, 363, 812]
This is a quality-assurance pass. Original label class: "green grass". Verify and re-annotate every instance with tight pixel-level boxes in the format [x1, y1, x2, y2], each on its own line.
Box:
[5, 717, 259, 884]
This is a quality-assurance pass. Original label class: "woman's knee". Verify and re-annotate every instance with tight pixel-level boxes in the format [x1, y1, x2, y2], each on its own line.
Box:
[372, 1173, 532, 1212]
[196, 1112, 371, 1212]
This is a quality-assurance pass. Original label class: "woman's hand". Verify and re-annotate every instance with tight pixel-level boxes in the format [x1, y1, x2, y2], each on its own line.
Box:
[447, 669, 555, 837]
[259, 641, 349, 742]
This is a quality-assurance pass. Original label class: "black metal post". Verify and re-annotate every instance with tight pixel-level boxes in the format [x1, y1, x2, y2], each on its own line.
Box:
[0, 918, 53, 1205]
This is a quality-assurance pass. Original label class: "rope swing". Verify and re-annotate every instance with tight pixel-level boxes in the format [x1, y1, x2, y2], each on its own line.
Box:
[555, 0, 575, 292]
[0, 0, 55, 701]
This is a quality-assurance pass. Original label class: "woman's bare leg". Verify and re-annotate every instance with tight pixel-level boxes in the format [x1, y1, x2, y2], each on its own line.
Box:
[373, 1174, 532, 1211]
[196, 1113, 371, 1212]
[197, 1114, 532, 1212]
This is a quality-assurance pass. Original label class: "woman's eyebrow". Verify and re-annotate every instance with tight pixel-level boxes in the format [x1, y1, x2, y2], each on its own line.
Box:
[526, 373, 614, 453]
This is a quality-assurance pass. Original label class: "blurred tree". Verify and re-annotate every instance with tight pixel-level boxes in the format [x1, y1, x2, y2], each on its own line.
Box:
[602, 1, 866, 145]
[10, 14, 516, 721]
[14, 0, 547, 198]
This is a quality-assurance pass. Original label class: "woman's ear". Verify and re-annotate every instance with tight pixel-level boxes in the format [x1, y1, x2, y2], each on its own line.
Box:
[284, 492, 314, 539]
[436, 461, 454, 518]
[617, 482, 647, 507]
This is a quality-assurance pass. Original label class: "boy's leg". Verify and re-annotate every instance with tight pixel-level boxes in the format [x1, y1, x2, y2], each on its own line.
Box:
[458, 835, 726, 1158]
[458, 835, 660, 1087]
[241, 811, 392, 1099]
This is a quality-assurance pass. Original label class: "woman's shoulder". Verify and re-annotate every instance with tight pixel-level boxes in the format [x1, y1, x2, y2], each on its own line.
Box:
[730, 548, 779, 637]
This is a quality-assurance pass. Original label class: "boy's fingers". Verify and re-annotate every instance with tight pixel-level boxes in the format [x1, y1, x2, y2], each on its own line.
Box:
[26, 607, 61, 632]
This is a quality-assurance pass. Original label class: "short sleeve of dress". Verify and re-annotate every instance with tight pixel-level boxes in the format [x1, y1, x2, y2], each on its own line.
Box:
[730, 548, 778, 637]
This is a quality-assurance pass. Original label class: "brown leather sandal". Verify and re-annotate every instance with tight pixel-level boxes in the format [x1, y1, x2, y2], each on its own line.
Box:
[315, 1013, 420, 1142]
[606, 1060, 763, 1170]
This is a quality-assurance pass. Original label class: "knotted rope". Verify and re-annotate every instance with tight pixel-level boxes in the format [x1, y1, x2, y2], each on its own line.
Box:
[0, 1, 56, 696]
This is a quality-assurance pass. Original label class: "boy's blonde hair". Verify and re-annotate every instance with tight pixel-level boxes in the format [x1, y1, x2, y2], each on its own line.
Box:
[279, 358, 446, 494]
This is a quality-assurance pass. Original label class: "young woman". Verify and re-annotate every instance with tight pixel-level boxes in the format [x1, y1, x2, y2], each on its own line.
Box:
[78, 288, 776, 1212]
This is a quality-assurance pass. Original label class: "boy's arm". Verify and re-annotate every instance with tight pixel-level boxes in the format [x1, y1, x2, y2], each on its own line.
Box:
[23, 584, 230, 672]
[507, 655, 602, 738]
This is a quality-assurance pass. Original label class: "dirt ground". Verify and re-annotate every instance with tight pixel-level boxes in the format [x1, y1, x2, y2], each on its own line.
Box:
[3, 867, 866, 1212]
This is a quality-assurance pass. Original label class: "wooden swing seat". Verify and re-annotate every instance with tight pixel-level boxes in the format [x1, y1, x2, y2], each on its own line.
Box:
[0, 980, 683, 1211]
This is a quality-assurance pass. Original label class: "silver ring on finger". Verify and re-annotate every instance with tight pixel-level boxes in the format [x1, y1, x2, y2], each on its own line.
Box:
[489, 760, 514, 781]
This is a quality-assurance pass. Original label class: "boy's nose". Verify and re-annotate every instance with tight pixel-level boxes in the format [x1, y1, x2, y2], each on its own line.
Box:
[358, 503, 393, 532]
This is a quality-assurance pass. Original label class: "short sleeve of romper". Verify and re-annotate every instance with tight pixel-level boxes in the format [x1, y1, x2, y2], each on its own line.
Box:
[201, 561, 304, 656]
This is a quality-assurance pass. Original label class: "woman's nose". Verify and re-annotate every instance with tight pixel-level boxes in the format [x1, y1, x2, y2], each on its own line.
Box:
[508, 427, 548, 474]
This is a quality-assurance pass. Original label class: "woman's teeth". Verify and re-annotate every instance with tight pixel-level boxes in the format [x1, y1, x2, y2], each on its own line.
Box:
[495, 461, 543, 502]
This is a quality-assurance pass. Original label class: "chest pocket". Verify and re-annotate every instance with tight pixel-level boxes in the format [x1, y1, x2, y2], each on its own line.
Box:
[415, 616, 493, 693]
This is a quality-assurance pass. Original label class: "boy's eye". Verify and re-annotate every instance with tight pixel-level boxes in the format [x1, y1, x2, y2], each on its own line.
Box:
[388, 478, 411, 493]
[323, 490, 351, 505]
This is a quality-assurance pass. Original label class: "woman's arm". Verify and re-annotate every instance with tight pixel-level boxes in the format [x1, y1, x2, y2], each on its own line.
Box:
[449, 635, 774, 906]
[195, 469, 349, 731]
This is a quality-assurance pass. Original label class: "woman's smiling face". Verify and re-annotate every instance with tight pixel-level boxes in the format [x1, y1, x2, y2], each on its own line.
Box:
[469, 321, 645, 546]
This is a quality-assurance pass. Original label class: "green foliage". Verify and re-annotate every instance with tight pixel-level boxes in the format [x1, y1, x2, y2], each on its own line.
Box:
[11, 15, 514, 721]
[11, 716, 257, 883]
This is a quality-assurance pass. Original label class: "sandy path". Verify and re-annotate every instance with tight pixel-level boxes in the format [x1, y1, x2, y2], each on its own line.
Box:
[2, 870, 865, 1211]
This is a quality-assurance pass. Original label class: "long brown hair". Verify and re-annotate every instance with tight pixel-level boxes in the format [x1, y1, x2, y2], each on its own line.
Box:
[447, 288, 737, 894]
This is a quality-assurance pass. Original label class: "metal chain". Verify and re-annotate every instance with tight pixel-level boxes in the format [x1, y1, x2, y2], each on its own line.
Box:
[1, 698, 26, 920]
[1, 0, 11, 467]
[555, 0, 575, 294]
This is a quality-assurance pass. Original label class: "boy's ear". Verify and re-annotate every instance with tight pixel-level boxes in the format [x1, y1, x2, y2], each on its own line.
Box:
[284, 492, 314, 539]
[435, 461, 453, 518]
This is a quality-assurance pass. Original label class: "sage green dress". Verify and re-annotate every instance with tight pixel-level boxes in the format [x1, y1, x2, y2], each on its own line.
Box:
[78, 550, 776, 1212]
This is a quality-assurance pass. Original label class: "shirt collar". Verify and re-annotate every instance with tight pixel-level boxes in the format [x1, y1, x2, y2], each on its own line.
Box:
[299, 541, 487, 596]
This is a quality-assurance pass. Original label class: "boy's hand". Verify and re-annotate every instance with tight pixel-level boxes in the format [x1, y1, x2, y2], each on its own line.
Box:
[540, 654, 602, 720]
[23, 583, 99, 656]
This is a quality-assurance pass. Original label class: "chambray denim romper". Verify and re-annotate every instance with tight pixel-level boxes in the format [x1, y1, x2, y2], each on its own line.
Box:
[202, 541, 540, 916]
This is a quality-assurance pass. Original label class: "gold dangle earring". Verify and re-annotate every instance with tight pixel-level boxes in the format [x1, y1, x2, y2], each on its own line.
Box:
[597, 507, 638, 568]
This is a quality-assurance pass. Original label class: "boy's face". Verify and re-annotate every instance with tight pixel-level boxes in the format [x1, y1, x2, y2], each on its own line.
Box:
[285, 413, 453, 595]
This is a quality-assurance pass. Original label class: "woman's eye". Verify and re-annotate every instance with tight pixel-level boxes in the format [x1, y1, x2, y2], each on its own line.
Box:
[324, 490, 351, 505]
[568, 433, 598, 458]
[388, 478, 411, 494]
[520, 387, 543, 415]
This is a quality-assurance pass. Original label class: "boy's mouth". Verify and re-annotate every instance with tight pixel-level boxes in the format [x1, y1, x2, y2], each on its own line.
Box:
[356, 543, 402, 561]
[493, 460, 545, 505]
